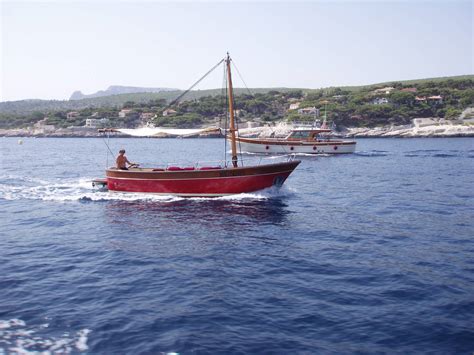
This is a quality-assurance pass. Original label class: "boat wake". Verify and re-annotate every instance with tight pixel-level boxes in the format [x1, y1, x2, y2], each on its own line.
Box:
[188, 185, 295, 201]
[0, 176, 145, 202]
[0, 175, 291, 203]
[294, 152, 332, 157]
[354, 150, 390, 157]
[0, 319, 90, 354]
[404, 149, 465, 158]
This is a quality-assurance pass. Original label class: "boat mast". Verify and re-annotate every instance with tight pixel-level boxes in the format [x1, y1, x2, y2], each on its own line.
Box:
[226, 53, 238, 168]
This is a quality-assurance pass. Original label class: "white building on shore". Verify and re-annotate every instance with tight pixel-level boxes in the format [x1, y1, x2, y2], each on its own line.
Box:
[297, 107, 319, 116]
[85, 118, 110, 128]
[33, 118, 56, 134]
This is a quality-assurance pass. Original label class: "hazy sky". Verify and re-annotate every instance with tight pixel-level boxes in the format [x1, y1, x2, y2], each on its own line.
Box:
[1, 0, 472, 101]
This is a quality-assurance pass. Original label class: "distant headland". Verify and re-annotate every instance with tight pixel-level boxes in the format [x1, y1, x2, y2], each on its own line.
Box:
[69, 85, 177, 100]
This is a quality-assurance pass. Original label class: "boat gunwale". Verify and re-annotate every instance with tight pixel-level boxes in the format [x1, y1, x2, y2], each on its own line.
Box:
[107, 168, 299, 181]
[235, 136, 356, 146]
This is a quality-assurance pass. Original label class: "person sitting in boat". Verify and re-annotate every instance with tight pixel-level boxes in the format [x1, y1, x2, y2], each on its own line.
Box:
[116, 149, 137, 170]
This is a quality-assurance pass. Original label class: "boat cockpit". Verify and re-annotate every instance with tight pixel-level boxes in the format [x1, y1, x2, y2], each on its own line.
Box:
[285, 129, 331, 141]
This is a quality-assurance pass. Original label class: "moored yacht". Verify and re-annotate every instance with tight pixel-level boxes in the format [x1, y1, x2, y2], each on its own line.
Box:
[234, 127, 356, 154]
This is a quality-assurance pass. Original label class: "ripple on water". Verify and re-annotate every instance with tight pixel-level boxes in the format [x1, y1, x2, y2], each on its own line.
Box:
[354, 150, 389, 157]
[1, 137, 474, 353]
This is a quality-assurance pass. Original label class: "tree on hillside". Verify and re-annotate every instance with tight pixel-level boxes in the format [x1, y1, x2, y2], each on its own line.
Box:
[123, 101, 136, 108]
[286, 90, 304, 99]
[445, 107, 462, 119]
[390, 91, 415, 106]
[459, 89, 474, 107]
[305, 91, 323, 101]
[267, 90, 281, 96]
[32, 111, 44, 120]
[244, 99, 268, 114]
[148, 99, 167, 107]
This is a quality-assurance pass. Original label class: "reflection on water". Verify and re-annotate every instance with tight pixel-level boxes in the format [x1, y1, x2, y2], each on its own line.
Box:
[105, 197, 290, 230]
[102, 197, 292, 257]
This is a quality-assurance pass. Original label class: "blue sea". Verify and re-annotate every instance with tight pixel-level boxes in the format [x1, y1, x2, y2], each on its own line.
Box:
[1, 137, 473, 354]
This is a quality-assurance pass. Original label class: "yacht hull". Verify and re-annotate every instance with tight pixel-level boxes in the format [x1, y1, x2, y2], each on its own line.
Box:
[235, 137, 356, 154]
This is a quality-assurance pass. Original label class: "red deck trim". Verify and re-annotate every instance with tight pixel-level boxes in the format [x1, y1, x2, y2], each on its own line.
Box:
[108, 168, 297, 181]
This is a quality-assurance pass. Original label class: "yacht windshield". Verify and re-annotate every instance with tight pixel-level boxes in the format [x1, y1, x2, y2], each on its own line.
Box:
[290, 131, 311, 139]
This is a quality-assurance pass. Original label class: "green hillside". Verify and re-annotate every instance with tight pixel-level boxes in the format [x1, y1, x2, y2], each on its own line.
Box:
[0, 75, 472, 129]
[0, 88, 302, 115]
[309, 75, 474, 93]
[1, 75, 472, 115]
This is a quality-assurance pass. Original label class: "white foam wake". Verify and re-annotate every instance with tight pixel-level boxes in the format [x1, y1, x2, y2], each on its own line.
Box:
[0, 319, 90, 354]
[0, 177, 183, 203]
[0, 175, 290, 203]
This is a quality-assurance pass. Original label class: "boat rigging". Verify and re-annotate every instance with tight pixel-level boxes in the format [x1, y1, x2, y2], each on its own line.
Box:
[94, 53, 301, 196]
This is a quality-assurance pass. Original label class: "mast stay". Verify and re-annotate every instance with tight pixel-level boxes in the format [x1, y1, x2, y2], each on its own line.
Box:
[164, 58, 225, 110]
[150, 52, 242, 168]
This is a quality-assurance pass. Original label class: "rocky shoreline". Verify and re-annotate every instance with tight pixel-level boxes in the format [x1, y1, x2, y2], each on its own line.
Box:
[343, 123, 474, 138]
[1, 119, 474, 139]
[238, 120, 474, 138]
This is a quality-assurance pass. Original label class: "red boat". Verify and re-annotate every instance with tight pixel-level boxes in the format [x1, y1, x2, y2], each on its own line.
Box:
[105, 161, 299, 196]
[101, 54, 300, 196]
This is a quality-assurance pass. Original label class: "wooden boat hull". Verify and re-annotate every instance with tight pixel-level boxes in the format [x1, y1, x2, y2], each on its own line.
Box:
[235, 137, 356, 154]
[105, 161, 300, 196]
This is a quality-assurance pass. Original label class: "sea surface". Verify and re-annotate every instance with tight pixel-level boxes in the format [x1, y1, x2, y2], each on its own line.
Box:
[1, 137, 473, 354]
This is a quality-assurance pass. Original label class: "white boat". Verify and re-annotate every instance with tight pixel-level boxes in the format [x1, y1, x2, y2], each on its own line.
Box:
[234, 127, 356, 154]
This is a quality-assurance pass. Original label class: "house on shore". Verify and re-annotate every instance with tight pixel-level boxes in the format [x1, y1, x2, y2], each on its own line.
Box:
[401, 87, 417, 93]
[140, 112, 155, 121]
[415, 95, 443, 104]
[85, 118, 110, 128]
[163, 109, 177, 116]
[288, 102, 301, 111]
[297, 107, 319, 116]
[372, 87, 395, 95]
[66, 111, 80, 119]
[33, 118, 55, 134]
[372, 97, 389, 105]
[427, 95, 443, 104]
[119, 109, 134, 118]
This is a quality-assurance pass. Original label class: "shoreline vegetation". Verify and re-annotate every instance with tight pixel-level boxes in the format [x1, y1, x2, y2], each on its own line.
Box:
[1, 75, 472, 139]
